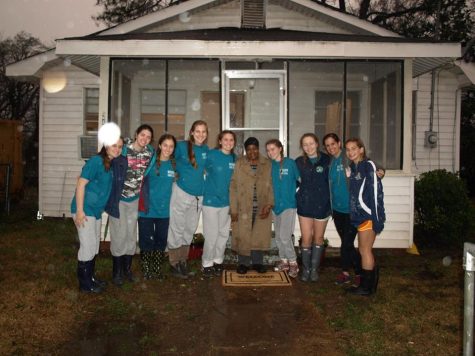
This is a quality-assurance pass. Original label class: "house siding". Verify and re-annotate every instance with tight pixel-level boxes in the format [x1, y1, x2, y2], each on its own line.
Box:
[412, 71, 459, 174]
[143, 0, 356, 35]
[39, 65, 99, 217]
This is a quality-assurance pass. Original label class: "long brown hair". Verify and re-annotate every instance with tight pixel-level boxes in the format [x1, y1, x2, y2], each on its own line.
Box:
[99, 136, 123, 172]
[187, 120, 208, 168]
[300, 133, 319, 164]
[156, 134, 177, 174]
[217, 130, 237, 152]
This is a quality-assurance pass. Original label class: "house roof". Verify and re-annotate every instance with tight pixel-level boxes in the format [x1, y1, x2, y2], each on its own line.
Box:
[96, 0, 401, 38]
[68, 28, 442, 43]
[6, 0, 462, 79]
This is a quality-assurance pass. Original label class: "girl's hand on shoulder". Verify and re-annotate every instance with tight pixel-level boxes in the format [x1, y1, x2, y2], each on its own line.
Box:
[74, 211, 88, 228]
[376, 169, 385, 179]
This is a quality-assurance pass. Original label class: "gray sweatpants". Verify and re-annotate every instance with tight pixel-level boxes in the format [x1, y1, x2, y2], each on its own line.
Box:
[273, 208, 297, 262]
[110, 199, 138, 257]
[167, 183, 203, 250]
[202, 206, 231, 267]
[74, 215, 101, 261]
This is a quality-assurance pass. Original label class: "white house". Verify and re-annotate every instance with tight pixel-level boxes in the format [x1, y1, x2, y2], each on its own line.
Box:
[7, 0, 470, 248]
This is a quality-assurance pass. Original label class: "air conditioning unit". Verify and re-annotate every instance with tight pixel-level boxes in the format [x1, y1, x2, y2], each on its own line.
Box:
[79, 135, 98, 159]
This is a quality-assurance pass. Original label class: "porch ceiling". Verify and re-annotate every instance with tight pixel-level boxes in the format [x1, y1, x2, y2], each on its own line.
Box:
[64, 55, 451, 78]
[56, 29, 460, 77]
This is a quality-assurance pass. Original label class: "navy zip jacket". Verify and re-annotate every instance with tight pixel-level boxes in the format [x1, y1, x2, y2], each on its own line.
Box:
[105, 155, 128, 218]
[295, 152, 331, 219]
[348, 159, 385, 234]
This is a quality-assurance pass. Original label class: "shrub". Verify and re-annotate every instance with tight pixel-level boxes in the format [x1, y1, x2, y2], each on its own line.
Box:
[414, 169, 475, 248]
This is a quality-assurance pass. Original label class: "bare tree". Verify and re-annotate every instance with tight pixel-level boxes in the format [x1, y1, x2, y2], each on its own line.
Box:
[93, 0, 187, 26]
[0, 32, 45, 121]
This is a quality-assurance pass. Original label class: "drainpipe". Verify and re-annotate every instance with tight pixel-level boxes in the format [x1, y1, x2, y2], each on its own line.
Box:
[425, 70, 438, 149]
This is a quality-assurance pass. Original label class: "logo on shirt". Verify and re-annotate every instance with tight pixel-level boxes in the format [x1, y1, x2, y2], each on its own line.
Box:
[229, 162, 235, 170]
[167, 170, 175, 178]
[337, 164, 344, 172]
[316, 166, 323, 173]
[202, 152, 207, 159]
[279, 168, 289, 176]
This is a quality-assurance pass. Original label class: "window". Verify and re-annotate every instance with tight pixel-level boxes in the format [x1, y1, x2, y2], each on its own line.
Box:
[141, 89, 186, 140]
[111, 59, 220, 141]
[84, 88, 99, 134]
[289, 61, 402, 169]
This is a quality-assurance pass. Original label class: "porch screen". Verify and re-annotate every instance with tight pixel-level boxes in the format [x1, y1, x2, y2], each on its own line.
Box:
[111, 59, 220, 142]
[289, 61, 402, 169]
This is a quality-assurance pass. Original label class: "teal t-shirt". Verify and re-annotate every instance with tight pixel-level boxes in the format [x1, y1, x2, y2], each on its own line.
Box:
[139, 160, 175, 218]
[175, 140, 208, 196]
[329, 154, 350, 213]
[271, 157, 299, 215]
[203, 149, 236, 208]
[71, 154, 113, 219]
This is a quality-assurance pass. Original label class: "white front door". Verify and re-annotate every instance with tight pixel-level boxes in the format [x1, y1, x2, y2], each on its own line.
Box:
[222, 70, 287, 155]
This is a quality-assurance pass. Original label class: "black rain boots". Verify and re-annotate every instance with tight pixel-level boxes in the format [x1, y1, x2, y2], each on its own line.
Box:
[112, 256, 123, 286]
[347, 269, 374, 296]
[77, 260, 103, 293]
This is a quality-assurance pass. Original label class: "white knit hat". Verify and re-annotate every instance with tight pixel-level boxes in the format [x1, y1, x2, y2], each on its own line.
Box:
[98, 122, 121, 147]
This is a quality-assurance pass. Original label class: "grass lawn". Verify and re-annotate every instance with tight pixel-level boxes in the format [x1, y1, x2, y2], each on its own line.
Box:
[0, 191, 465, 355]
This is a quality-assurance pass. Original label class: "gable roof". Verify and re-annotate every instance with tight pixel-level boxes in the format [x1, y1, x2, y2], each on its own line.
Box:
[7, 0, 461, 79]
[95, 0, 401, 38]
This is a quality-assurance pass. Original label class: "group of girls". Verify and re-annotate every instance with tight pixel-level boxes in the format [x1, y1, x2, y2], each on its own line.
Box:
[72, 119, 385, 297]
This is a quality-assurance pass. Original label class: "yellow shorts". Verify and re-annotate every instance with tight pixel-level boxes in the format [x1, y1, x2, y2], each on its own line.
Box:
[357, 220, 373, 232]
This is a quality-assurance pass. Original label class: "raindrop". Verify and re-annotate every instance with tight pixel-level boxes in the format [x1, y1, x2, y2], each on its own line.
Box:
[191, 99, 201, 111]
[212, 76, 220, 83]
[66, 21, 75, 29]
[63, 58, 71, 67]
[179, 11, 191, 23]
[173, 76, 179, 82]
[142, 59, 149, 66]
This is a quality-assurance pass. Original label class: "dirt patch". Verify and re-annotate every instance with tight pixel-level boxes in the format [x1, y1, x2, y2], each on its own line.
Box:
[54, 268, 343, 355]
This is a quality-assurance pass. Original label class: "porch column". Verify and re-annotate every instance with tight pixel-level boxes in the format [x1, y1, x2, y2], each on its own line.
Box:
[98, 56, 110, 134]
[403, 58, 413, 173]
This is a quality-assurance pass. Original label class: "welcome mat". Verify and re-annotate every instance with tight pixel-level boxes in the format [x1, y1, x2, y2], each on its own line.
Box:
[222, 270, 292, 287]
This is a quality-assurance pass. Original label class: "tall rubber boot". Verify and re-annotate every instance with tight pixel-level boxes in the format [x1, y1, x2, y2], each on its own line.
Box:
[112, 256, 123, 286]
[77, 260, 103, 293]
[123, 255, 138, 282]
[372, 265, 380, 293]
[140, 251, 153, 280]
[310, 244, 324, 282]
[300, 248, 311, 282]
[91, 257, 107, 287]
[347, 269, 373, 296]
[152, 250, 164, 280]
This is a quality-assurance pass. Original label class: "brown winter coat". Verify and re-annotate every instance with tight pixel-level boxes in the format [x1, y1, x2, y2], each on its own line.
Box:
[229, 154, 274, 256]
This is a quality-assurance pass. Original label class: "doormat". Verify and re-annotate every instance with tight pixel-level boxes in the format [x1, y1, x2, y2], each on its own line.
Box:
[222, 270, 292, 287]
